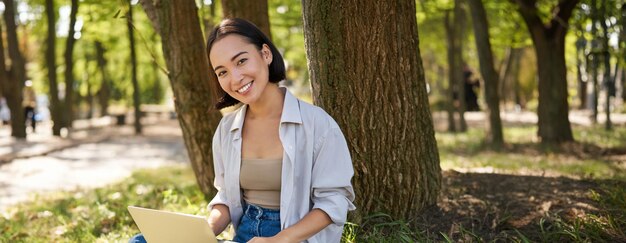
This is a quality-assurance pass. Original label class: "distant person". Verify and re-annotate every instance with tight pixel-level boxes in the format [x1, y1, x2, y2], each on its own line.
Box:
[0, 97, 9, 125]
[23, 80, 37, 131]
[463, 65, 480, 112]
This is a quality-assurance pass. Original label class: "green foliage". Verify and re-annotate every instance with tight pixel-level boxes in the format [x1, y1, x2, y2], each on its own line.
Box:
[268, 0, 308, 92]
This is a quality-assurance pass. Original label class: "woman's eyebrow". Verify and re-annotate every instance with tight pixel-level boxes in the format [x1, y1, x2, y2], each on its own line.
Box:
[213, 51, 249, 71]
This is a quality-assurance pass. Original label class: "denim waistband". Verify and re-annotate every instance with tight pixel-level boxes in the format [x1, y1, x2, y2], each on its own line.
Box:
[243, 203, 280, 221]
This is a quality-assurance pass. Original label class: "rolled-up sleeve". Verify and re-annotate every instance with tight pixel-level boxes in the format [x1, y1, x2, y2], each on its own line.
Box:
[311, 126, 356, 226]
[208, 125, 228, 210]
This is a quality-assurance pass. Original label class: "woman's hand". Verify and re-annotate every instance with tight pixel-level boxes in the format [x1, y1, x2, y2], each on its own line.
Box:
[247, 235, 292, 243]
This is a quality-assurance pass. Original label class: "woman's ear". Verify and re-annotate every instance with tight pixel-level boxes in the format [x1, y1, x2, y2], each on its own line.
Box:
[262, 44, 273, 65]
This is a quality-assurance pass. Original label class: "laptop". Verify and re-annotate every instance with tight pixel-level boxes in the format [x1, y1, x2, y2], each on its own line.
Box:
[128, 206, 219, 243]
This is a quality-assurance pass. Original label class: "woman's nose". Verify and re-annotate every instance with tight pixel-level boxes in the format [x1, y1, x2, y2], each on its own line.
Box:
[231, 68, 244, 84]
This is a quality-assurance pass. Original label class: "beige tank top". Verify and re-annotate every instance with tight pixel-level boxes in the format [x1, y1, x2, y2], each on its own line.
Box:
[240, 158, 282, 209]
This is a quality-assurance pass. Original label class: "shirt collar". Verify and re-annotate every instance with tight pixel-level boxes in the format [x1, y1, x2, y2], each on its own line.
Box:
[229, 87, 302, 134]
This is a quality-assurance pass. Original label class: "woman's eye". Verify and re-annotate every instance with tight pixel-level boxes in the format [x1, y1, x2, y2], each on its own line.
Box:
[217, 71, 227, 77]
[237, 58, 247, 65]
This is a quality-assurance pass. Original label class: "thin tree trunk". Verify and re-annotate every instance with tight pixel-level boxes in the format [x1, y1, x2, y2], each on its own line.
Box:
[202, 1, 216, 41]
[95, 41, 110, 117]
[615, 3, 626, 104]
[590, 0, 599, 123]
[45, 0, 62, 136]
[63, 0, 79, 129]
[221, 0, 271, 38]
[467, 0, 504, 145]
[140, 0, 222, 197]
[498, 48, 512, 107]
[576, 36, 588, 109]
[127, 2, 142, 134]
[511, 49, 524, 107]
[302, 0, 442, 220]
[444, 11, 457, 132]
[454, 0, 467, 132]
[0, 0, 26, 138]
[600, 0, 612, 130]
[512, 0, 577, 143]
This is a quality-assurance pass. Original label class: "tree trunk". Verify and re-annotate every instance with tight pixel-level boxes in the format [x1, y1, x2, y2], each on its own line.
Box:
[467, 0, 504, 145]
[498, 48, 512, 107]
[454, 0, 467, 132]
[499, 47, 523, 109]
[302, 0, 442, 220]
[576, 36, 587, 109]
[95, 41, 110, 117]
[221, 0, 271, 38]
[87, 75, 93, 119]
[63, 0, 79, 129]
[590, 0, 600, 123]
[45, 0, 63, 136]
[202, 1, 216, 41]
[444, 11, 457, 132]
[127, 2, 142, 134]
[139, 0, 222, 198]
[615, 3, 626, 107]
[511, 49, 524, 107]
[512, 0, 577, 143]
[1, 0, 26, 138]
[600, 0, 612, 130]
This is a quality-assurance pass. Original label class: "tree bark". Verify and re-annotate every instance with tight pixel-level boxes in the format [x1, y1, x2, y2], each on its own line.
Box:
[221, 0, 271, 38]
[45, 0, 63, 136]
[127, 2, 142, 134]
[467, 0, 504, 145]
[95, 41, 110, 117]
[63, 0, 79, 129]
[1, 0, 26, 138]
[511, 0, 577, 143]
[302, 0, 442, 220]
[139, 0, 222, 198]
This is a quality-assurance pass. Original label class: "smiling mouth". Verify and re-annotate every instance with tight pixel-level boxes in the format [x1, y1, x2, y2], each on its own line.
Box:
[237, 81, 253, 93]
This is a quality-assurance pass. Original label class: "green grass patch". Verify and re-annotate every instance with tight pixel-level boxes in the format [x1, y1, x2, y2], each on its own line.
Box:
[437, 125, 626, 180]
[0, 165, 208, 242]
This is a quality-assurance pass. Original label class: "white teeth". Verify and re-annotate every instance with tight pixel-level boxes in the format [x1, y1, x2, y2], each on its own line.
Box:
[237, 82, 252, 93]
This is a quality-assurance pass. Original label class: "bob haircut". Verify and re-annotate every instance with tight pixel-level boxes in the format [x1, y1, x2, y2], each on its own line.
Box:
[206, 18, 286, 109]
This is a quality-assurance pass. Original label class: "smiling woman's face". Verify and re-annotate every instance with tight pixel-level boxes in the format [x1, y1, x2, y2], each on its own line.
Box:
[209, 34, 273, 106]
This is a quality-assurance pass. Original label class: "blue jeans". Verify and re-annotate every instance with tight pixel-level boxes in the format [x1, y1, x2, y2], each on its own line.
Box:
[232, 203, 281, 242]
[128, 233, 146, 243]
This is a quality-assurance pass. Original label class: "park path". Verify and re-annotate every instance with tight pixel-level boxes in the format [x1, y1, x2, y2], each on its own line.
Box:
[0, 119, 189, 214]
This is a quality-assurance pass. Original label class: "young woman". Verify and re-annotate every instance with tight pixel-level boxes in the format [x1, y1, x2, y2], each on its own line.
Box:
[206, 18, 355, 243]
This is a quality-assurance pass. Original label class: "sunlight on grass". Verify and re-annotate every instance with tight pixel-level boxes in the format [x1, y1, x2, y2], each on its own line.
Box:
[0, 165, 208, 242]
[437, 125, 626, 180]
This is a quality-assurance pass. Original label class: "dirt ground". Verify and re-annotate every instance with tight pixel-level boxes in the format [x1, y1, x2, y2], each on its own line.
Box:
[416, 111, 626, 241]
[412, 170, 626, 242]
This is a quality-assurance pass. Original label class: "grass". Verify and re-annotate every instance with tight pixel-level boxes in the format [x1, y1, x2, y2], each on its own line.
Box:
[437, 125, 626, 180]
[1, 125, 625, 242]
[0, 165, 208, 242]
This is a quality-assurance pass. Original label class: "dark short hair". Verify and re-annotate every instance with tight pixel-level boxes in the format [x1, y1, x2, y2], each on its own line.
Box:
[206, 18, 285, 109]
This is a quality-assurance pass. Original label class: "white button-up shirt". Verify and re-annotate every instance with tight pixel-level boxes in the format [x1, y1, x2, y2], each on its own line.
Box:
[208, 88, 356, 243]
